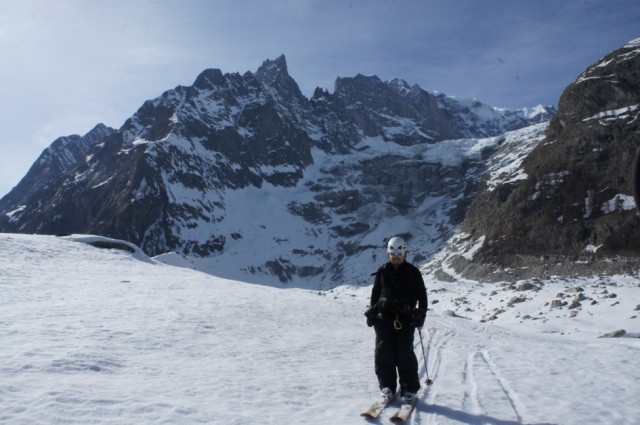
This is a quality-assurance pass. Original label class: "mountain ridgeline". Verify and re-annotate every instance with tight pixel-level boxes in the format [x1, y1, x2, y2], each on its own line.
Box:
[2, 40, 638, 286]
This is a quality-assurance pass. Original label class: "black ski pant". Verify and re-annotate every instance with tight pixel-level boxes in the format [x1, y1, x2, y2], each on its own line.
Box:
[374, 320, 420, 394]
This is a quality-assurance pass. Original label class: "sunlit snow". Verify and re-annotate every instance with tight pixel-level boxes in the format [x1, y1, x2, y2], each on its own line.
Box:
[1, 233, 639, 424]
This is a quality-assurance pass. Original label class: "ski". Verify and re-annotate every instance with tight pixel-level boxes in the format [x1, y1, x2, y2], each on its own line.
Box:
[360, 390, 398, 419]
[389, 399, 417, 422]
[360, 399, 388, 419]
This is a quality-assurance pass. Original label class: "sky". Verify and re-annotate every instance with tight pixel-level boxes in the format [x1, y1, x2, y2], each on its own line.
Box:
[0, 0, 639, 198]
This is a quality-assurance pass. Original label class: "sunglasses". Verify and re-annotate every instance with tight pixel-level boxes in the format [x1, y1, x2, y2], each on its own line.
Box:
[388, 250, 405, 257]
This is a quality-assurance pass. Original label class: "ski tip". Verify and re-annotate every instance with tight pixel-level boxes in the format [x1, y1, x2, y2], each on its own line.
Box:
[360, 408, 383, 420]
[360, 412, 381, 421]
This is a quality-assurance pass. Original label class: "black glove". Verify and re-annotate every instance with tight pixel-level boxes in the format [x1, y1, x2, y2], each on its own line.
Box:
[410, 308, 427, 328]
[364, 306, 377, 327]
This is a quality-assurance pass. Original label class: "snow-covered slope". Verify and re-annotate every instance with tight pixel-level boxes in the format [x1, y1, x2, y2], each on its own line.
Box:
[1, 233, 638, 424]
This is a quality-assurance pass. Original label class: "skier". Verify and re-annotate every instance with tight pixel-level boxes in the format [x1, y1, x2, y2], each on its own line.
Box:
[365, 236, 428, 406]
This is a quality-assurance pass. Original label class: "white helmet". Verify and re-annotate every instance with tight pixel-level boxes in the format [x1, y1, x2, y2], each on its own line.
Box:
[387, 236, 408, 256]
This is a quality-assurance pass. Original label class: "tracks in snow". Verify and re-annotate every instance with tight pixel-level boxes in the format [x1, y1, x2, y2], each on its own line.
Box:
[410, 320, 529, 425]
[462, 350, 526, 422]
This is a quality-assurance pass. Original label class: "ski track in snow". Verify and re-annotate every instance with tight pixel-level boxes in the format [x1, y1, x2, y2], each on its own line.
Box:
[406, 319, 638, 425]
[1, 234, 640, 425]
[408, 325, 527, 425]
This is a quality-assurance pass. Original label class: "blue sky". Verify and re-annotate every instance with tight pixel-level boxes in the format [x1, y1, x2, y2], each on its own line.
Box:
[0, 0, 639, 197]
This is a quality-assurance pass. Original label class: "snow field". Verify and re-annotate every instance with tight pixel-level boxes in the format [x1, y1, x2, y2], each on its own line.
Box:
[0, 234, 372, 424]
[1, 233, 639, 424]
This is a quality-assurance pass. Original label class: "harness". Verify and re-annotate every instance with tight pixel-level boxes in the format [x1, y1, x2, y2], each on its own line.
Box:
[372, 264, 417, 330]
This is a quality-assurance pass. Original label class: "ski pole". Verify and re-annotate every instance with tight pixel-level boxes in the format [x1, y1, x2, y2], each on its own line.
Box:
[418, 329, 433, 385]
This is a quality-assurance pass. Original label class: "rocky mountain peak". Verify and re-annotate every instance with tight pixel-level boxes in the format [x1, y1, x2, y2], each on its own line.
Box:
[553, 37, 640, 126]
[256, 54, 289, 80]
[254, 54, 305, 104]
[192, 68, 227, 90]
[84, 123, 116, 144]
[1, 54, 558, 287]
[334, 73, 385, 96]
[40, 123, 116, 172]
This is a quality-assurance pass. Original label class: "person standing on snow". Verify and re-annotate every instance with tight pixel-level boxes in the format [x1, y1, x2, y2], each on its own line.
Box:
[365, 236, 428, 405]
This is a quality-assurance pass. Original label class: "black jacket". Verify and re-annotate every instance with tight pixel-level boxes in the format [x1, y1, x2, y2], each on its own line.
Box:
[370, 261, 427, 320]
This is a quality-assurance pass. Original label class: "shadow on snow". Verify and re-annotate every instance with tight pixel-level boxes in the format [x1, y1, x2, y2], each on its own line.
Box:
[418, 403, 559, 425]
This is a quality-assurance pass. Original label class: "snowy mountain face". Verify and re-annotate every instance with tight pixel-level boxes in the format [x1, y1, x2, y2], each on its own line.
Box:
[0, 124, 116, 214]
[0, 54, 556, 287]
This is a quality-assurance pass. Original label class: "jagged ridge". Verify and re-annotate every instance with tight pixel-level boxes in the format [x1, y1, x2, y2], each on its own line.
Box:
[1, 55, 554, 287]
